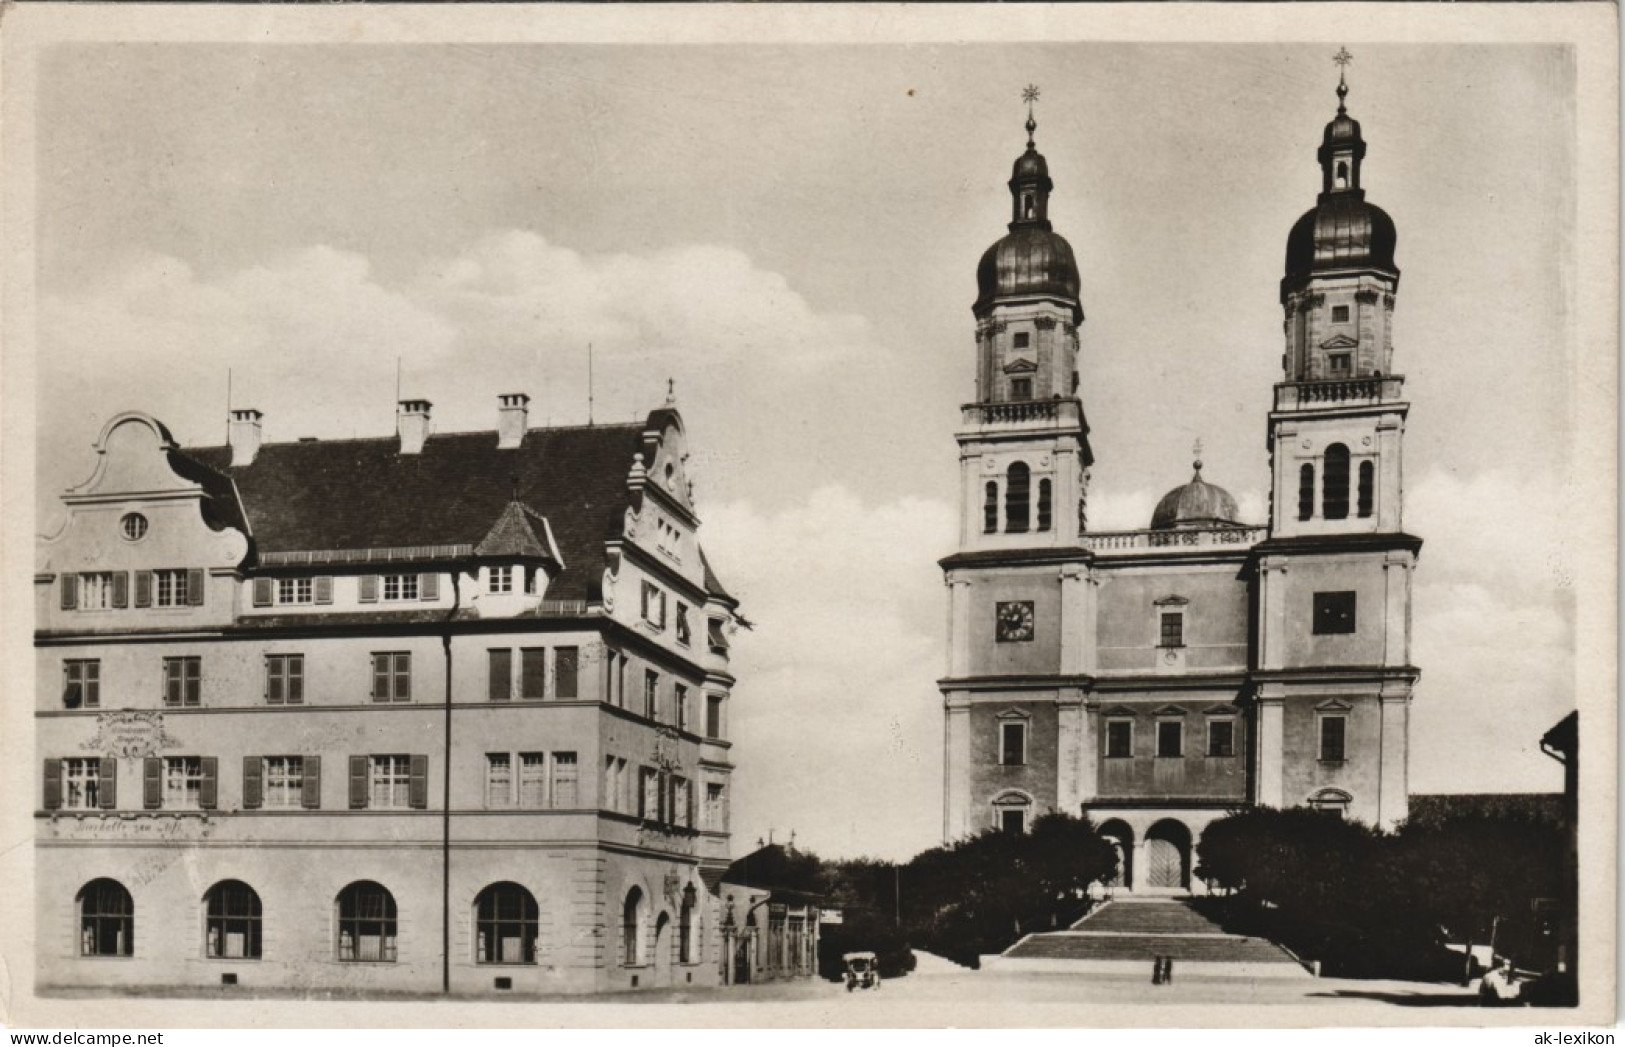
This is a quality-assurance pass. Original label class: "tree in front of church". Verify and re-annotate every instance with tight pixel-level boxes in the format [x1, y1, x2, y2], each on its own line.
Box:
[900, 812, 1119, 968]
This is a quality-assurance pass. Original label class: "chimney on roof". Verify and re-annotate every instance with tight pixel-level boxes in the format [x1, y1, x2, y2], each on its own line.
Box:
[229, 409, 263, 466]
[497, 392, 530, 450]
[397, 399, 432, 455]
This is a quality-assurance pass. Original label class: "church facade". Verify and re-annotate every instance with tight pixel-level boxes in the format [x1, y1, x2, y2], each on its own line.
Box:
[938, 76, 1420, 892]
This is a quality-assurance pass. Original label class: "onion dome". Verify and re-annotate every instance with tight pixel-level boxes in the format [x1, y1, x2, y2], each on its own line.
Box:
[1281, 72, 1399, 300]
[1150, 461, 1243, 531]
[974, 106, 1083, 321]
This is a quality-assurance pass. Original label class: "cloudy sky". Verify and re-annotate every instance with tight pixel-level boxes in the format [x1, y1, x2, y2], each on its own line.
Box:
[32, 38, 1583, 860]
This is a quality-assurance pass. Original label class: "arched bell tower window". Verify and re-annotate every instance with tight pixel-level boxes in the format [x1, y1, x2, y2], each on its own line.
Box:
[1357, 461, 1374, 518]
[1036, 479, 1052, 532]
[1298, 464, 1315, 521]
[1323, 444, 1350, 520]
[1336, 160, 1350, 189]
[1022, 192, 1035, 219]
[983, 482, 999, 534]
[1004, 463, 1030, 533]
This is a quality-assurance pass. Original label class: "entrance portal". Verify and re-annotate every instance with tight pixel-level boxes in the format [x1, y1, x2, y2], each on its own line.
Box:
[1144, 820, 1191, 890]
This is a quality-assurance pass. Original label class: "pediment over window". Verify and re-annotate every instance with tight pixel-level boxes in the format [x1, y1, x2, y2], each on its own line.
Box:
[1315, 699, 1354, 712]
[1002, 358, 1039, 375]
[1319, 333, 1359, 350]
[1309, 787, 1352, 804]
[1153, 595, 1189, 607]
[1203, 704, 1241, 717]
[995, 707, 1032, 722]
[990, 789, 1034, 808]
[1151, 704, 1188, 718]
[1100, 705, 1138, 719]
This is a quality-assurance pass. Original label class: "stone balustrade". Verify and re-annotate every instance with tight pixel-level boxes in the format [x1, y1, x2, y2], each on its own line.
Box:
[961, 398, 1083, 428]
[1273, 375, 1406, 411]
[1083, 526, 1267, 554]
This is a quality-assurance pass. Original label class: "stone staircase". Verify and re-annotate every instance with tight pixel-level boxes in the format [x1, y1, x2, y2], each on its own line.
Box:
[982, 897, 1310, 980]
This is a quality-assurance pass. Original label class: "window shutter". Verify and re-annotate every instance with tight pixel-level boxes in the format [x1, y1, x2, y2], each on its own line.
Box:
[315, 576, 333, 605]
[358, 575, 379, 603]
[134, 572, 153, 609]
[198, 757, 219, 809]
[143, 757, 162, 809]
[265, 658, 282, 704]
[409, 755, 429, 809]
[185, 659, 201, 706]
[187, 569, 205, 606]
[289, 657, 304, 704]
[420, 573, 439, 601]
[43, 759, 62, 810]
[488, 649, 512, 702]
[99, 759, 117, 809]
[111, 571, 129, 609]
[302, 756, 321, 809]
[371, 654, 389, 701]
[521, 648, 546, 700]
[61, 576, 77, 611]
[253, 578, 273, 607]
[348, 756, 369, 809]
[242, 757, 262, 809]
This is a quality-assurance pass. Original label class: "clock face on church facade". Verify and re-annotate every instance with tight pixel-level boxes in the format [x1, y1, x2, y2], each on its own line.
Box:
[995, 601, 1035, 643]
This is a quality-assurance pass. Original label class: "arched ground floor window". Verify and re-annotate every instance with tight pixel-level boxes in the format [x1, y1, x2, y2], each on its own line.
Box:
[79, 878, 133, 957]
[475, 882, 539, 964]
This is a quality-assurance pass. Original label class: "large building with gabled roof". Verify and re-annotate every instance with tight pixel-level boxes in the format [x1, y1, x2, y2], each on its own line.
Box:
[36, 392, 743, 994]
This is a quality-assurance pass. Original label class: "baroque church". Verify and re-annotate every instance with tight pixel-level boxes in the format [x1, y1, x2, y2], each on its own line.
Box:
[938, 71, 1420, 892]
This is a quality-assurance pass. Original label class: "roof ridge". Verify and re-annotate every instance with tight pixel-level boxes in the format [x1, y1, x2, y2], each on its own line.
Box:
[185, 419, 646, 455]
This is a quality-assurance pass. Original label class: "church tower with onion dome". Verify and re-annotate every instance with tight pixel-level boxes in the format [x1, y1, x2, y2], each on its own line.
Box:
[1252, 58, 1419, 829]
[938, 60, 1418, 881]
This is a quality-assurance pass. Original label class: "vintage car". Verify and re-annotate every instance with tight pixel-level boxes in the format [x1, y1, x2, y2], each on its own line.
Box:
[843, 951, 881, 992]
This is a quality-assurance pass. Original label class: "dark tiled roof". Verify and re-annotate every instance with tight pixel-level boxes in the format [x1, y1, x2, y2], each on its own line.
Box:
[184, 423, 648, 602]
[475, 502, 554, 561]
[165, 449, 249, 536]
[699, 548, 734, 603]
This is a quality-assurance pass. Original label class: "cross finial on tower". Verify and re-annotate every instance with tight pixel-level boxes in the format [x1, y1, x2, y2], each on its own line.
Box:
[1333, 47, 1353, 111]
[1192, 437, 1204, 473]
[1022, 84, 1040, 146]
[665, 377, 676, 406]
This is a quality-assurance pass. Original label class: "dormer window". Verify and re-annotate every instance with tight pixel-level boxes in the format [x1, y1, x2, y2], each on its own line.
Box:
[489, 566, 513, 595]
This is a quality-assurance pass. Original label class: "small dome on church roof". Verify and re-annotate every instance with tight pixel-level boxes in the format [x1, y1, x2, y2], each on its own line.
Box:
[1150, 462, 1243, 531]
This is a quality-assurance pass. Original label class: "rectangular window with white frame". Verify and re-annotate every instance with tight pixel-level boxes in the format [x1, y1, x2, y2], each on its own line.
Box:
[519, 753, 547, 807]
[551, 752, 578, 808]
[485, 754, 513, 808]
[1105, 719, 1133, 759]
[1159, 611, 1184, 648]
[1156, 720, 1183, 758]
[676, 604, 692, 646]
[155, 569, 193, 607]
[63, 758, 102, 810]
[164, 757, 205, 809]
[641, 582, 667, 629]
[1319, 715, 1347, 762]
[263, 756, 305, 809]
[78, 572, 118, 610]
[704, 782, 726, 831]
[275, 576, 313, 606]
[382, 574, 420, 602]
[369, 755, 413, 808]
[488, 566, 513, 594]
